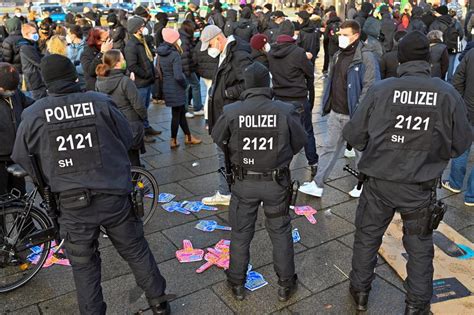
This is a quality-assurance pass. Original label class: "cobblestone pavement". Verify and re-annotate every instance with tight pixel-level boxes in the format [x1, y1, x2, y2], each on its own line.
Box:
[2, 57, 473, 315]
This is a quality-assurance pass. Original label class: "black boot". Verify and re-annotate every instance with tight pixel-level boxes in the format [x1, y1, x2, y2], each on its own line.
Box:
[404, 304, 430, 315]
[150, 301, 170, 315]
[349, 286, 369, 311]
[278, 282, 298, 302]
[227, 281, 245, 301]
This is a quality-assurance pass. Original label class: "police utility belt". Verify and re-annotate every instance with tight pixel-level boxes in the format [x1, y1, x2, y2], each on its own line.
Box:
[232, 165, 289, 182]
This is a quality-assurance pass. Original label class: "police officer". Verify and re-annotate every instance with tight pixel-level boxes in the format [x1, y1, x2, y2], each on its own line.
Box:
[211, 62, 307, 301]
[11, 55, 171, 315]
[342, 31, 471, 314]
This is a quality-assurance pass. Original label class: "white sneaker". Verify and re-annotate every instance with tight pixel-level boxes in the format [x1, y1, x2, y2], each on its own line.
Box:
[194, 109, 205, 116]
[298, 181, 323, 197]
[202, 192, 231, 206]
[348, 185, 363, 198]
[344, 148, 356, 158]
[185, 112, 195, 118]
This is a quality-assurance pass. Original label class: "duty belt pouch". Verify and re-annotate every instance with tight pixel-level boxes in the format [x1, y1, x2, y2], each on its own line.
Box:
[59, 189, 91, 210]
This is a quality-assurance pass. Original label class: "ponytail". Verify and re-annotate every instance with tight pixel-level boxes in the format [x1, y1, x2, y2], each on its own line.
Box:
[95, 49, 122, 77]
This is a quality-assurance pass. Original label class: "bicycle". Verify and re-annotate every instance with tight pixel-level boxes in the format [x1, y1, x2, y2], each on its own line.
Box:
[0, 165, 159, 293]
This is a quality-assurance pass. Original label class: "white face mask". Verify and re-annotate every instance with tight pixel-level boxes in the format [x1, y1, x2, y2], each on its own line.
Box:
[208, 47, 221, 58]
[15, 13, 22, 18]
[338, 35, 351, 49]
[176, 39, 182, 47]
[264, 43, 271, 53]
[66, 35, 72, 44]
[142, 27, 149, 36]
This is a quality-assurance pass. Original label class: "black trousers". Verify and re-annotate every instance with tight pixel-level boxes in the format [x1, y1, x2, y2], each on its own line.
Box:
[350, 177, 434, 308]
[59, 194, 166, 315]
[171, 106, 190, 138]
[227, 178, 296, 287]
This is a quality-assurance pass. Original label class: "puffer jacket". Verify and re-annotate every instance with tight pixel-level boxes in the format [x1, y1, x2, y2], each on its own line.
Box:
[1, 18, 23, 73]
[179, 29, 197, 76]
[157, 43, 187, 107]
[193, 41, 218, 80]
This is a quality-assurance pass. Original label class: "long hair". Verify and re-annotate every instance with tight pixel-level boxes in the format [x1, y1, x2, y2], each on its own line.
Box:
[96, 49, 121, 77]
[47, 35, 68, 56]
[87, 27, 106, 50]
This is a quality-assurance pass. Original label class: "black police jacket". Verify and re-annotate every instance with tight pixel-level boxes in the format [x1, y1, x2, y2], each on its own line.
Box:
[343, 61, 471, 183]
[11, 81, 134, 195]
[211, 87, 307, 173]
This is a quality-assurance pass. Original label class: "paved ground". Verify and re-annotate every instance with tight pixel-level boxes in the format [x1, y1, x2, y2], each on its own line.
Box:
[2, 56, 473, 315]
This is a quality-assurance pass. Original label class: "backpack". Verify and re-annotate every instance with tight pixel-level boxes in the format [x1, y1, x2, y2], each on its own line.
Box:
[443, 22, 460, 52]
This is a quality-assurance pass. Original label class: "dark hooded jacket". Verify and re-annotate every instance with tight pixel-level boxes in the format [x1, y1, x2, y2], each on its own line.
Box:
[380, 45, 399, 79]
[18, 38, 46, 93]
[1, 18, 23, 73]
[179, 29, 197, 76]
[208, 37, 252, 132]
[429, 14, 464, 53]
[380, 14, 397, 52]
[325, 15, 342, 57]
[267, 41, 314, 102]
[108, 15, 127, 51]
[157, 42, 187, 108]
[224, 9, 238, 37]
[408, 7, 427, 34]
[193, 41, 219, 80]
[354, 3, 373, 30]
[296, 19, 321, 64]
[233, 7, 258, 42]
[453, 48, 474, 125]
[124, 35, 155, 88]
[154, 13, 169, 48]
[363, 16, 384, 60]
[80, 45, 103, 91]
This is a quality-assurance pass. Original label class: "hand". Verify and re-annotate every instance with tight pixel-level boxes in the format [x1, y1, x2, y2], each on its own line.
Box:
[306, 52, 313, 60]
[101, 38, 113, 53]
[130, 72, 135, 81]
[320, 27, 325, 32]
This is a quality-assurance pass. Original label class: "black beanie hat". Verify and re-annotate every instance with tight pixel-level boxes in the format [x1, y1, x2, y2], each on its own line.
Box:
[243, 62, 270, 90]
[435, 5, 448, 16]
[40, 54, 78, 85]
[397, 31, 430, 64]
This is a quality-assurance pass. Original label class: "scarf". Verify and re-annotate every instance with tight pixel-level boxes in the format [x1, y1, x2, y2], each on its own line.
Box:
[134, 34, 154, 62]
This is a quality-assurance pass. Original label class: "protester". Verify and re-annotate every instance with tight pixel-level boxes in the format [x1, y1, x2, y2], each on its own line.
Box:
[380, 30, 407, 79]
[1, 16, 23, 74]
[322, 11, 341, 75]
[46, 35, 68, 56]
[224, 9, 238, 37]
[234, 7, 258, 42]
[153, 12, 169, 48]
[264, 10, 287, 43]
[428, 30, 449, 79]
[107, 13, 126, 51]
[296, 10, 320, 64]
[66, 25, 86, 88]
[185, 0, 205, 31]
[250, 33, 270, 68]
[158, 28, 202, 149]
[408, 6, 427, 33]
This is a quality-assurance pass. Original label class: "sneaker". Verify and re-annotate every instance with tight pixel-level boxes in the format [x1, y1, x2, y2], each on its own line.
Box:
[298, 181, 323, 197]
[441, 180, 461, 193]
[349, 185, 363, 198]
[202, 192, 231, 206]
[344, 148, 356, 158]
[464, 201, 474, 207]
[144, 135, 157, 143]
[194, 109, 205, 116]
[145, 127, 162, 136]
[185, 112, 195, 118]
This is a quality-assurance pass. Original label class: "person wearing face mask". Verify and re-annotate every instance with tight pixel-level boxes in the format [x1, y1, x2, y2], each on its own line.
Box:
[13, 7, 26, 24]
[199, 25, 252, 206]
[0, 62, 33, 196]
[107, 13, 126, 52]
[158, 28, 202, 149]
[250, 33, 270, 68]
[80, 27, 113, 91]
[299, 20, 380, 199]
[1, 16, 23, 75]
[18, 23, 46, 100]
[265, 10, 287, 43]
[96, 50, 147, 166]
[124, 17, 162, 142]
[66, 25, 86, 89]
[134, 6, 155, 52]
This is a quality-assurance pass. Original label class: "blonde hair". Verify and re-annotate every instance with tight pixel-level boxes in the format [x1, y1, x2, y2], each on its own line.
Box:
[47, 35, 68, 56]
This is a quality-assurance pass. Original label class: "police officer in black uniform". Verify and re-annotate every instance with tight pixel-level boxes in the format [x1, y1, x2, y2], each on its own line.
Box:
[211, 62, 307, 302]
[342, 31, 471, 315]
[11, 55, 171, 315]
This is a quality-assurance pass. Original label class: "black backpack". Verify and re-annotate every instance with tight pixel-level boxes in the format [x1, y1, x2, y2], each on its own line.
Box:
[443, 22, 460, 52]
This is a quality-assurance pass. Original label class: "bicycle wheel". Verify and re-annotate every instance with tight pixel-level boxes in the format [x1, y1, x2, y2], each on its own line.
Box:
[131, 166, 159, 225]
[0, 205, 52, 293]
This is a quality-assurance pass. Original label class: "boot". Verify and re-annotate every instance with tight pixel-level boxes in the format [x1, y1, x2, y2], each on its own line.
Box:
[349, 286, 369, 311]
[185, 134, 202, 145]
[145, 127, 162, 136]
[404, 304, 430, 315]
[227, 281, 245, 301]
[170, 138, 180, 149]
[278, 282, 298, 302]
[150, 301, 170, 315]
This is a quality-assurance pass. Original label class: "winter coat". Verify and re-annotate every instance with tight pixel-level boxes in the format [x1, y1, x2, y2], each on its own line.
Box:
[429, 42, 449, 79]
[95, 70, 146, 149]
[80, 45, 103, 91]
[250, 49, 269, 68]
[124, 35, 155, 88]
[267, 42, 314, 102]
[224, 9, 238, 37]
[296, 22, 321, 64]
[325, 16, 342, 57]
[408, 17, 427, 34]
[157, 43, 187, 107]
[18, 39, 46, 92]
[179, 30, 197, 76]
[380, 14, 397, 52]
[154, 20, 167, 48]
[0, 90, 33, 160]
[380, 49, 399, 79]
[322, 42, 380, 117]
[209, 11, 226, 30]
[109, 23, 127, 51]
[453, 48, 474, 125]
[233, 18, 258, 42]
[1, 18, 23, 73]
[208, 37, 252, 132]
[193, 41, 218, 80]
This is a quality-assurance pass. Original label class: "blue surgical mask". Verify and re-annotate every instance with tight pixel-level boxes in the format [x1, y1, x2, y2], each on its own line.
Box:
[193, 31, 200, 38]
[31, 33, 39, 42]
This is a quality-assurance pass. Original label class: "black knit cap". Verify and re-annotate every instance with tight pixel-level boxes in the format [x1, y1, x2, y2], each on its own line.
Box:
[397, 30, 430, 64]
[243, 62, 270, 89]
[40, 54, 78, 85]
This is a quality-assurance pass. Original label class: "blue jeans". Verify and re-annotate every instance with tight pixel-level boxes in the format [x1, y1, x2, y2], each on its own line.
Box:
[185, 72, 203, 111]
[446, 53, 457, 83]
[447, 146, 474, 203]
[138, 85, 152, 129]
[301, 99, 318, 165]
